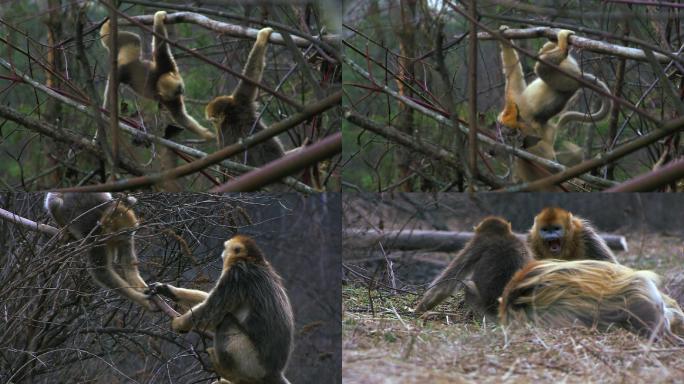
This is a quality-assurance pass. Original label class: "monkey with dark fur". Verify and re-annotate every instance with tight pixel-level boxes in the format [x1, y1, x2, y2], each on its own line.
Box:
[414, 217, 532, 319]
[205, 27, 286, 166]
[100, 11, 215, 140]
[147, 235, 294, 384]
[44, 192, 153, 310]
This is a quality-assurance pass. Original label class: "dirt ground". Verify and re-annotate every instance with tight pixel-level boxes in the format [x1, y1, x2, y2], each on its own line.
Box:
[342, 233, 684, 383]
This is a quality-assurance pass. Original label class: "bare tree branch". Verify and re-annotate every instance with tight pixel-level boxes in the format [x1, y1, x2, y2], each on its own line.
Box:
[211, 132, 341, 192]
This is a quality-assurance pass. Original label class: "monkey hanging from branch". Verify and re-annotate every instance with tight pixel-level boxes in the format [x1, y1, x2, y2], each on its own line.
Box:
[147, 235, 294, 384]
[100, 11, 215, 140]
[44, 192, 154, 310]
[527, 206, 684, 337]
[497, 27, 613, 189]
[205, 27, 287, 167]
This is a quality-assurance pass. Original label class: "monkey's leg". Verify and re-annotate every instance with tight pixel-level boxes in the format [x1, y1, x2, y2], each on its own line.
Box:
[498, 29, 527, 102]
[210, 317, 267, 383]
[89, 245, 153, 310]
[233, 27, 274, 103]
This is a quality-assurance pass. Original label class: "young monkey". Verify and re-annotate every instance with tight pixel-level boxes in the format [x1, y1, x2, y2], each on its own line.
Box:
[147, 235, 294, 384]
[205, 27, 286, 166]
[497, 26, 612, 188]
[100, 11, 215, 140]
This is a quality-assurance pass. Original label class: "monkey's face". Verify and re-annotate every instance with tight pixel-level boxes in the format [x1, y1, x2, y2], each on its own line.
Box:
[538, 222, 564, 255]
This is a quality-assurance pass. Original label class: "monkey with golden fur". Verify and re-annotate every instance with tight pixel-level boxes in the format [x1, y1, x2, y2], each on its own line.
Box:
[528, 207, 617, 263]
[528, 206, 684, 337]
[100, 11, 215, 140]
[44, 192, 153, 310]
[499, 259, 684, 341]
[205, 27, 286, 166]
[497, 27, 612, 189]
[414, 217, 532, 319]
[147, 235, 294, 384]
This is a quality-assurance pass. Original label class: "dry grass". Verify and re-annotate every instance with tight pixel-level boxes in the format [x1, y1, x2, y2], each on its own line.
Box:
[343, 233, 684, 383]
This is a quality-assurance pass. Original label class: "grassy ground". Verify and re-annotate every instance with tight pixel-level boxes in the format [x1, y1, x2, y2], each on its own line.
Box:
[342, 233, 684, 383]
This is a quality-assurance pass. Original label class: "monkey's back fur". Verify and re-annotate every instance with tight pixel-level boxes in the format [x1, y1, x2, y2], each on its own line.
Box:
[499, 260, 681, 339]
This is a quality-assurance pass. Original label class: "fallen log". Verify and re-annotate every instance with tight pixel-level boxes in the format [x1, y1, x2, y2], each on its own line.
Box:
[343, 228, 628, 253]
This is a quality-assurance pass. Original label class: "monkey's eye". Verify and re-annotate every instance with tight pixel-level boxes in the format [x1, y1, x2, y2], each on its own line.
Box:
[233, 247, 242, 253]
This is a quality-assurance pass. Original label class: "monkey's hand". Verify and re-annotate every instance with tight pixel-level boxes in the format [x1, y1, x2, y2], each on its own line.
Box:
[145, 282, 179, 302]
[256, 27, 274, 44]
[154, 11, 167, 23]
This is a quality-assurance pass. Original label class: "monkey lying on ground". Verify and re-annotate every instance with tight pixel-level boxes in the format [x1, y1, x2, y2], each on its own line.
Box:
[100, 11, 215, 140]
[414, 217, 532, 319]
[205, 27, 286, 166]
[499, 259, 684, 341]
[527, 206, 684, 337]
[497, 27, 612, 188]
[44, 192, 153, 310]
[528, 207, 617, 263]
[147, 235, 294, 384]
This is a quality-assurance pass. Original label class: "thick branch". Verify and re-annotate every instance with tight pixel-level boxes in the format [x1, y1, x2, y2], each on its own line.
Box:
[211, 132, 341, 192]
[54, 91, 342, 192]
[605, 158, 684, 192]
[127, 11, 338, 50]
[476, 26, 672, 63]
[343, 228, 628, 253]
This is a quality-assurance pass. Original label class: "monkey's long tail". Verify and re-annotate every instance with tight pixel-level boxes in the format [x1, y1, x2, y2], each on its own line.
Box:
[556, 73, 613, 128]
[414, 266, 468, 315]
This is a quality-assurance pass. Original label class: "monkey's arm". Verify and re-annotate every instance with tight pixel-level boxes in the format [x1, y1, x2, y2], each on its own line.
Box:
[414, 246, 479, 314]
[498, 26, 527, 102]
[233, 27, 274, 103]
[147, 282, 209, 307]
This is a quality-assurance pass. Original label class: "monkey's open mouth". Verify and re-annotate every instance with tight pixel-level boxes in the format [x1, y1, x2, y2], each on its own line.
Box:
[546, 239, 562, 254]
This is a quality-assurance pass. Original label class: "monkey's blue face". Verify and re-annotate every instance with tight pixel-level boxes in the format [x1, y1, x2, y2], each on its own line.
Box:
[540, 225, 564, 254]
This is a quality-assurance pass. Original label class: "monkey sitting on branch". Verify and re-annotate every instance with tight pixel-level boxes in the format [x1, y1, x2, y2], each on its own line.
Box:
[205, 27, 287, 167]
[497, 26, 612, 189]
[44, 192, 153, 310]
[414, 216, 532, 320]
[147, 234, 294, 384]
[499, 259, 684, 341]
[100, 11, 215, 140]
